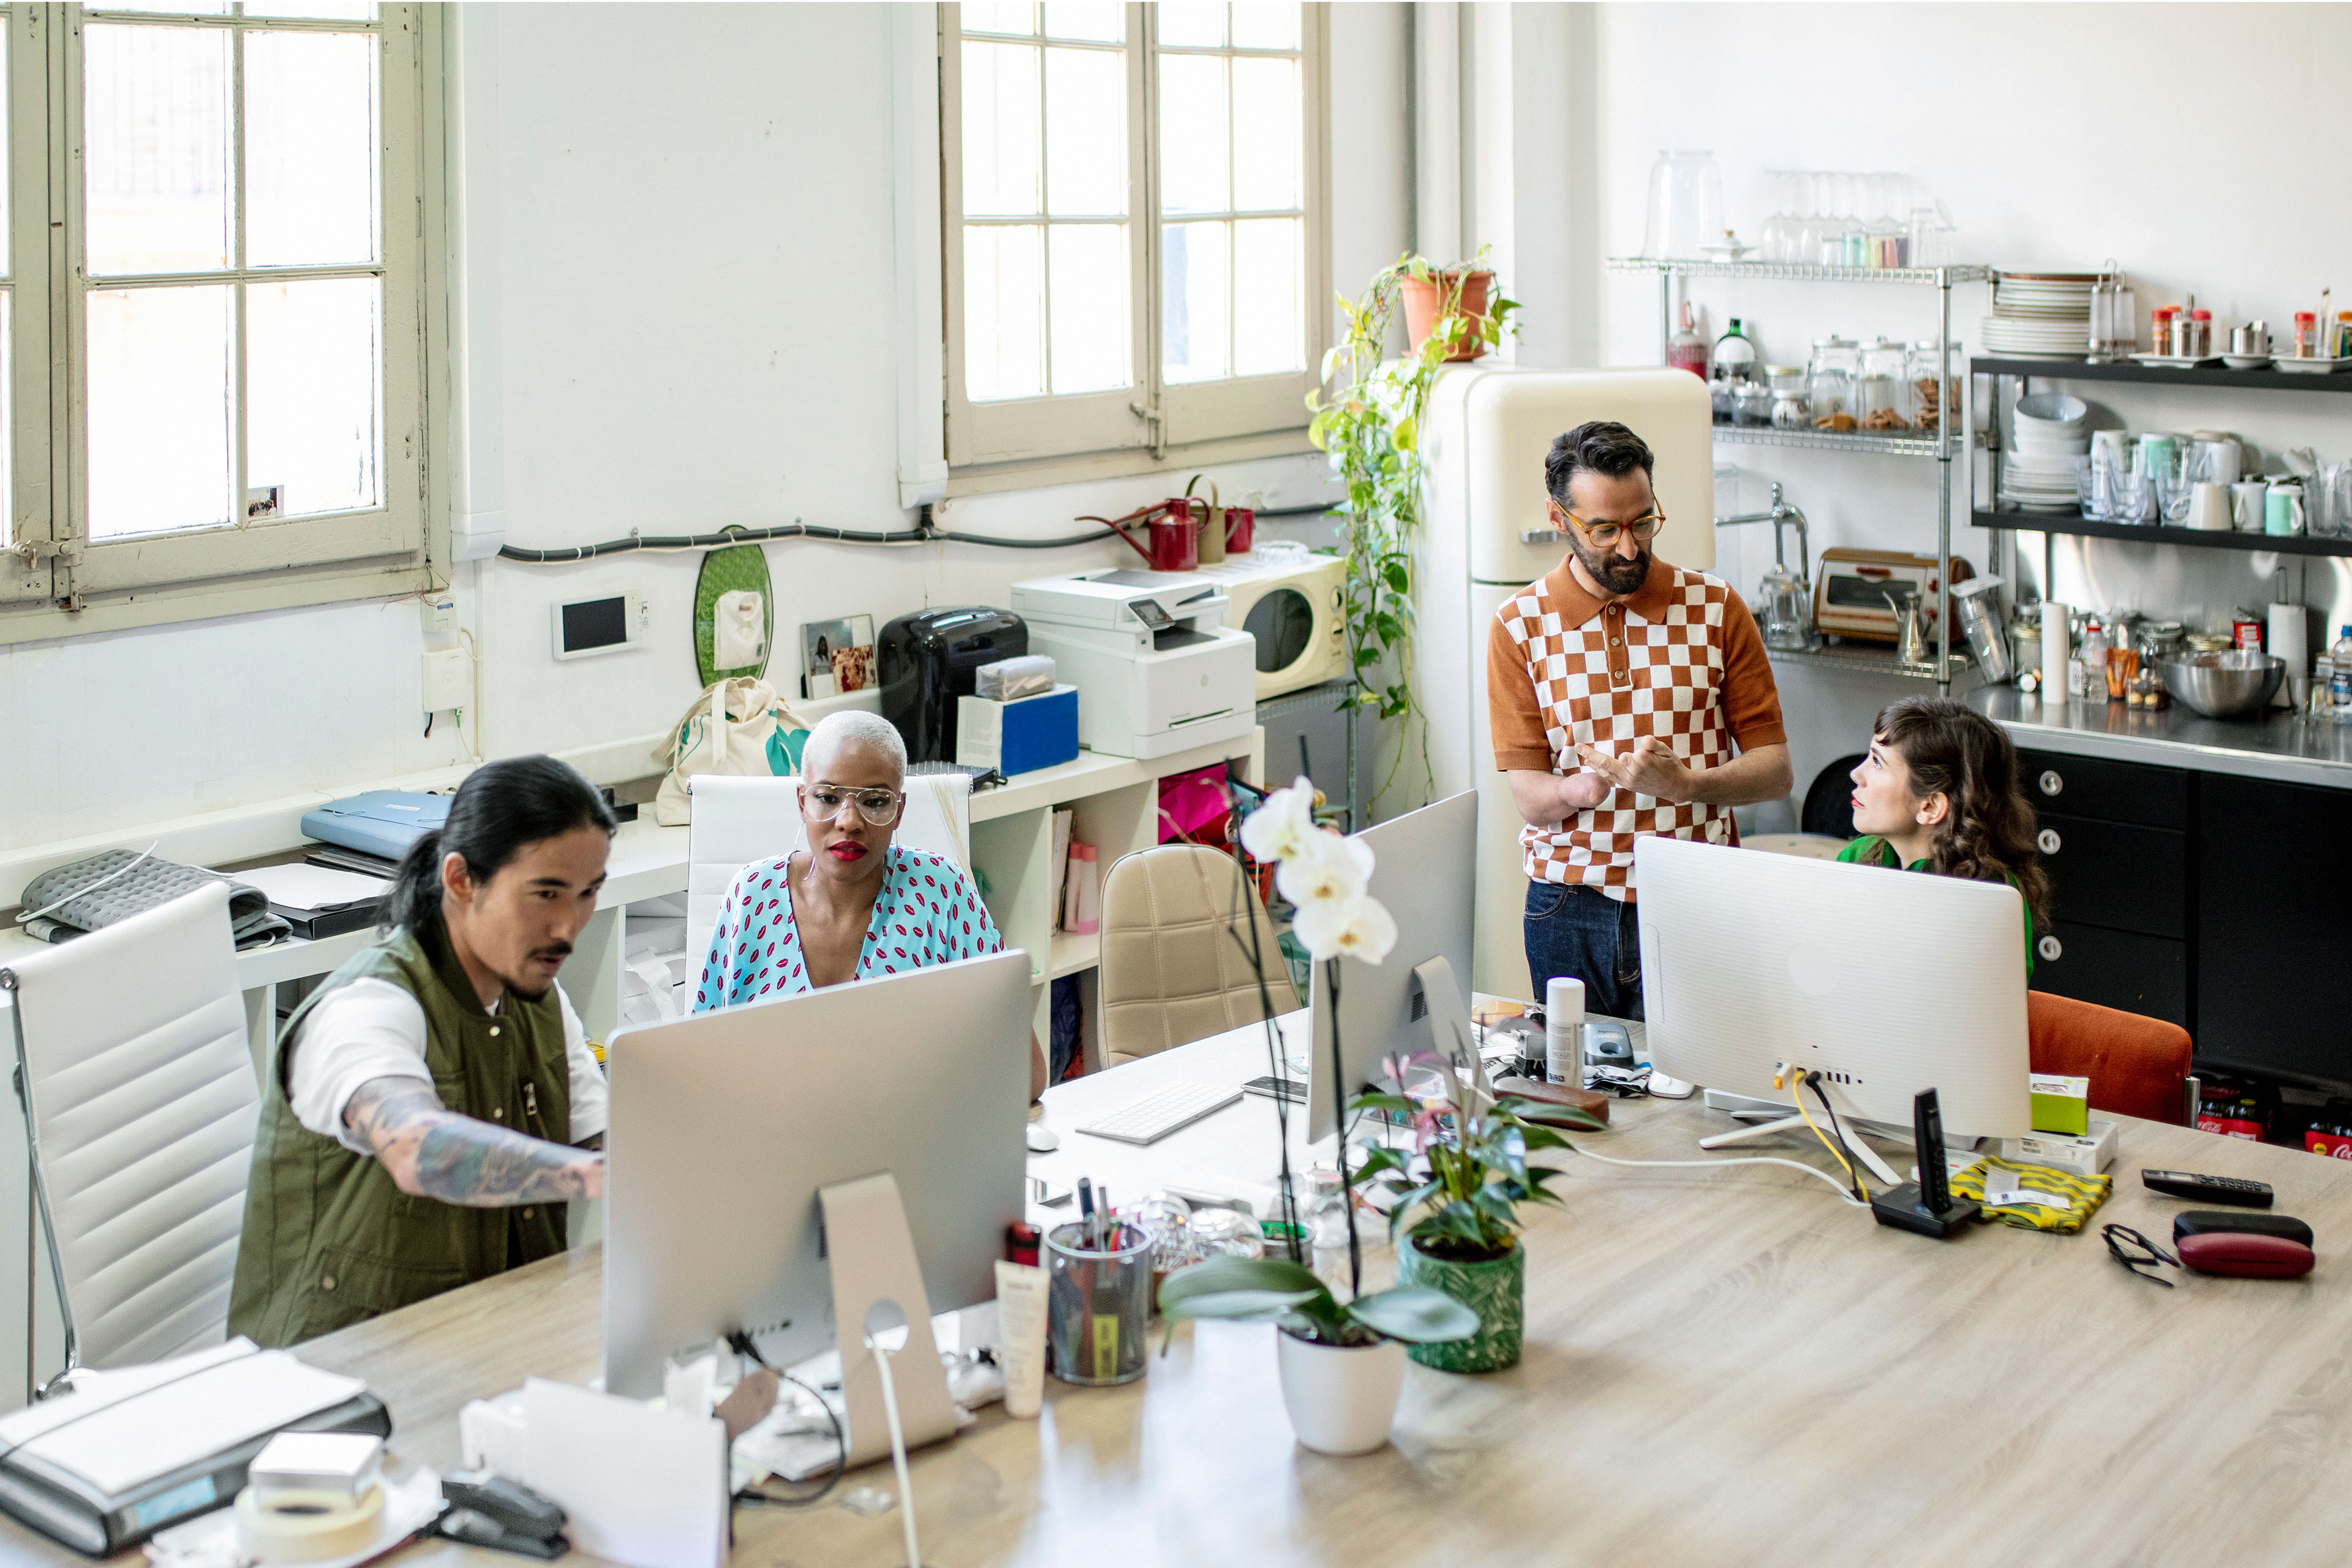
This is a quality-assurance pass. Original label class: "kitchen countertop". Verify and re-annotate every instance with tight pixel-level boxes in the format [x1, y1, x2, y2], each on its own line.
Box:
[1973, 686, 2352, 790]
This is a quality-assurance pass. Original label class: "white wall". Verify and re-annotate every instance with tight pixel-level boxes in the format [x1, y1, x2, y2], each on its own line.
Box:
[1588, 2, 2352, 647]
[0, 2, 1414, 861]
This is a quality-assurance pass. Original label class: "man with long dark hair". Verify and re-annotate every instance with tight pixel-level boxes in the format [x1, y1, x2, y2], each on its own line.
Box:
[228, 756, 618, 1344]
[1487, 420, 1793, 1027]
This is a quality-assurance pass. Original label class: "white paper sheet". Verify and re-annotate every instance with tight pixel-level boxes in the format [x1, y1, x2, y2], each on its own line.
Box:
[521, 1379, 726, 1568]
[234, 863, 392, 910]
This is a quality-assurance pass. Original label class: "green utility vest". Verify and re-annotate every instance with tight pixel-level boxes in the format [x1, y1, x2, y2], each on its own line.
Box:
[226, 924, 571, 1347]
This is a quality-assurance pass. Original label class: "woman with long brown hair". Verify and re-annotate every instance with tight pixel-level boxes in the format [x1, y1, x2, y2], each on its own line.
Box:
[1839, 695, 2050, 973]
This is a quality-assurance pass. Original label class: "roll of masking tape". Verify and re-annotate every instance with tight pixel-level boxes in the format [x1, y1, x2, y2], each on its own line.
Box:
[234, 1483, 385, 1563]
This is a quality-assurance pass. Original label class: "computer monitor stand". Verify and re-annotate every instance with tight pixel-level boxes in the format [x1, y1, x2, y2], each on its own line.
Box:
[818, 1171, 960, 1467]
[1697, 1108, 1903, 1186]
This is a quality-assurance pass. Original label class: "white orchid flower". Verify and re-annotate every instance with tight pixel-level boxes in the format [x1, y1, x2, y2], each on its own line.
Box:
[1291, 892, 1398, 964]
[1238, 775, 1319, 864]
[1273, 828, 1373, 909]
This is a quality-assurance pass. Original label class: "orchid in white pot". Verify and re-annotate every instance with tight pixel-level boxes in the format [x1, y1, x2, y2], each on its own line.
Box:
[1156, 779, 1476, 1455]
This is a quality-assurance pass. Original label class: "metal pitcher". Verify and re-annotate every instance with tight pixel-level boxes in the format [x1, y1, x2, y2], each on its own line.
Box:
[1887, 590, 1929, 665]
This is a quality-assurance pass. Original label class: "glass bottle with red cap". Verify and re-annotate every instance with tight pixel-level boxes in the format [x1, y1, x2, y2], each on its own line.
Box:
[2293, 311, 2320, 358]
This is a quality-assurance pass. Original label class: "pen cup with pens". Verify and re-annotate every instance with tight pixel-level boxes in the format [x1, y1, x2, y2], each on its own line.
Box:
[1044, 1220, 1153, 1386]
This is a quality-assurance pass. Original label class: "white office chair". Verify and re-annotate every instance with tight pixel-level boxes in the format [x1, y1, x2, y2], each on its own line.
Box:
[0, 883, 260, 1376]
[685, 773, 974, 967]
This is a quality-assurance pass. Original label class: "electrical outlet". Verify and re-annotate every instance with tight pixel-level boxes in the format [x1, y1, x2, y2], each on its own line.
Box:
[421, 595, 457, 634]
[422, 647, 471, 712]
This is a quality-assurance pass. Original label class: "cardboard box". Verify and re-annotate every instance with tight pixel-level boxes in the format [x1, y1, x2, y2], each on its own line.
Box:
[2029, 1072, 2091, 1136]
[1999, 1119, 2119, 1177]
[957, 685, 1080, 775]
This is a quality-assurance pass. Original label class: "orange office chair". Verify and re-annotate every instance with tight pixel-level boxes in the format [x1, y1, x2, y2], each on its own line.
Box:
[2026, 991, 2194, 1125]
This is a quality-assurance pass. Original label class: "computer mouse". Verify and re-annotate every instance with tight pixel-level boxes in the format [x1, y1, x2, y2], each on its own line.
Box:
[1025, 1121, 1059, 1153]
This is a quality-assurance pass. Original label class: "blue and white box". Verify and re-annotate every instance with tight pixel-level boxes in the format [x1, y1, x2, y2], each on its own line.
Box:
[956, 685, 1080, 775]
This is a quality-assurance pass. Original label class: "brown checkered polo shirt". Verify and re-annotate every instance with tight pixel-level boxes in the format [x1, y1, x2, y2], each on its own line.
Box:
[1487, 556, 1786, 900]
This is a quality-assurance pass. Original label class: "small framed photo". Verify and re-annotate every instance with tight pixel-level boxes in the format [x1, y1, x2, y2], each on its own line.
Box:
[799, 614, 875, 699]
[244, 484, 284, 522]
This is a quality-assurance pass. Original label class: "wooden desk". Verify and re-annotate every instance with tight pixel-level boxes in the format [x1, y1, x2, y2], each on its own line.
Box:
[9, 1071, 2351, 1566]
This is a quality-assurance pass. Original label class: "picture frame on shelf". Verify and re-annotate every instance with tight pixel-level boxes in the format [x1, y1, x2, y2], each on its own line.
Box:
[800, 614, 876, 700]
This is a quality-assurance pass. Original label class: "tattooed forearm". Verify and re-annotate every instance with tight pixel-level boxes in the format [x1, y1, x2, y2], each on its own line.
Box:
[344, 1076, 606, 1207]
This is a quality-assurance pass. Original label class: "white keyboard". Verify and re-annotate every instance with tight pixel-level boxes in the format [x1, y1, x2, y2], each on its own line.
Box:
[1077, 1081, 1245, 1145]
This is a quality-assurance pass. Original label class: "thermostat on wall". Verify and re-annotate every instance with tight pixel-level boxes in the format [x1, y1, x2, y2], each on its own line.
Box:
[551, 593, 649, 660]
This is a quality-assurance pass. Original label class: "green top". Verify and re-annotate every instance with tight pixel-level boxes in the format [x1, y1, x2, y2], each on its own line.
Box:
[227, 923, 571, 1348]
[1838, 835, 2035, 979]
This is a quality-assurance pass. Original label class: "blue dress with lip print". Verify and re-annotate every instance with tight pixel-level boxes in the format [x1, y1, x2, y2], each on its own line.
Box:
[692, 846, 1003, 1012]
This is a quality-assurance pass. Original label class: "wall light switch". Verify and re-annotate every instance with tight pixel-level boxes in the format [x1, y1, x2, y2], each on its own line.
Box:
[422, 647, 472, 712]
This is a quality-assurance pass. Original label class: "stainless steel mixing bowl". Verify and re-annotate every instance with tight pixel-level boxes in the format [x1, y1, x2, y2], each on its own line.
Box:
[2157, 650, 2286, 718]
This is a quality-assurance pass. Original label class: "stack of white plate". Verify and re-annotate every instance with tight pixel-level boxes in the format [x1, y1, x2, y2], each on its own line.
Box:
[1981, 271, 2098, 358]
[1999, 393, 2088, 512]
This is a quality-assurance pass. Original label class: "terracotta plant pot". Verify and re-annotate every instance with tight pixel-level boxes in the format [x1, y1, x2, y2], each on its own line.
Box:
[1275, 1328, 1408, 1454]
[1398, 270, 1494, 363]
[1395, 1235, 1523, 1371]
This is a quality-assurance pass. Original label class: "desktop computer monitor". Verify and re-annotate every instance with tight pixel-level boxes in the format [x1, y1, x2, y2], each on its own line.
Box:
[600, 950, 1035, 1400]
[1303, 790, 1478, 1142]
[1634, 836, 2033, 1152]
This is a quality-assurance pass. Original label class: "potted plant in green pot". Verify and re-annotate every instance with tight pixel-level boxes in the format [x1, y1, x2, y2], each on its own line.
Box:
[1348, 1052, 1603, 1373]
[1157, 1254, 1476, 1455]
[1153, 776, 1480, 1453]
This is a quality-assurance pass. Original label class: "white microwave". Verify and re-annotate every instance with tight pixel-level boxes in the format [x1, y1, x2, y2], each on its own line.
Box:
[1193, 550, 1348, 700]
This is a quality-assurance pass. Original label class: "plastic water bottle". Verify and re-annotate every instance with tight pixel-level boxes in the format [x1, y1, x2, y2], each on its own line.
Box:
[2331, 627, 2352, 722]
[1545, 977, 1585, 1085]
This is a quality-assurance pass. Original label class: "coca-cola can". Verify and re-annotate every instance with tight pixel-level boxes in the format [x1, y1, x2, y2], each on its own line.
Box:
[2233, 617, 2264, 651]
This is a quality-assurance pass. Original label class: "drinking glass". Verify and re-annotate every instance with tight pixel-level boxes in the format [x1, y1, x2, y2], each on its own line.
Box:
[1795, 174, 1827, 266]
[1760, 171, 1797, 262]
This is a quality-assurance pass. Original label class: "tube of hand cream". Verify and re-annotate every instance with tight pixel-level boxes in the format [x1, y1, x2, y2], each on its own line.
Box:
[994, 1260, 1048, 1419]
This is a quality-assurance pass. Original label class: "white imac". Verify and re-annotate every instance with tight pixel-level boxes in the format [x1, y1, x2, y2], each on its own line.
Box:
[1634, 836, 2032, 1182]
[1303, 790, 1479, 1142]
[601, 951, 1033, 1461]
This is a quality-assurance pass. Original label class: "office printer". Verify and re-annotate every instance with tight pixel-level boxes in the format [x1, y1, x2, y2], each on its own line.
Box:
[1010, 570, 1256, 760]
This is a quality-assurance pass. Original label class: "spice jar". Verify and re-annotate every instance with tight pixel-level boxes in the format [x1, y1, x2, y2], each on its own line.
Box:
[2188, 309, 2212, 358]
[2292, 311, 2320, 358]
[1856, 337, 1911, 430]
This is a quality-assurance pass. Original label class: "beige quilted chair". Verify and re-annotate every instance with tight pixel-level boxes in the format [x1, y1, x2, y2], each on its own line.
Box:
[1097, 844, 1300, 1066]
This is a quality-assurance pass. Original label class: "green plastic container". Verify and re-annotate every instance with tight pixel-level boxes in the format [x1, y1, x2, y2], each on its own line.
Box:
[1395, 1237, 1523, 1373]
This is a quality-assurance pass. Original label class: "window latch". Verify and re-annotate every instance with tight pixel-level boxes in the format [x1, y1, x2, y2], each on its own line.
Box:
[10, 539, 80, 566]
[1129, 399, 1165, 459]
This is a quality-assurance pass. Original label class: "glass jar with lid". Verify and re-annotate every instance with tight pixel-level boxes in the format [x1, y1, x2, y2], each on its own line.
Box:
[1856, 337, 1912, 430]
[1905, 341, 1961, 436]
[1806, 336, 1858, 430]
[1735, 382, 1774, 427]
[1770, 387, 1809, 431]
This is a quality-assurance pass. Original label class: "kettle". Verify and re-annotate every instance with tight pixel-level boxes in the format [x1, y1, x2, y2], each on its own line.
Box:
[1757, 561, 1817, 651]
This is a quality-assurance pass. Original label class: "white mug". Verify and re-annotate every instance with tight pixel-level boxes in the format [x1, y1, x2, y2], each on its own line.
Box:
[2193, 438, 2242, 487]
[2187, 481, 2233, 530]
[2232, 480, 2269, 532]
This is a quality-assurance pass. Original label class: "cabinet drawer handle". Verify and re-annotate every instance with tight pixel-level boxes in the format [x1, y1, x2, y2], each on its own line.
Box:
[2037, 828, 2062, 854]
[2037, 935, 2063, 963]
[2039, 769, 2064, 797]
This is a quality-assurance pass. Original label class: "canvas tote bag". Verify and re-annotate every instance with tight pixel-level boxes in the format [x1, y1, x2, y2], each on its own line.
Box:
[652, 677, 810, 826]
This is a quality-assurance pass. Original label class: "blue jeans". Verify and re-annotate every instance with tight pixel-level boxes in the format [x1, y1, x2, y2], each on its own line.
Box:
[1523, 881, 1644, 1021]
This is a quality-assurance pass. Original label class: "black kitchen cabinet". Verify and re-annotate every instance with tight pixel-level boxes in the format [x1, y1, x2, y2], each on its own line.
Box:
[2033, 812, 2190, 940]
[2032, 921, 2188, 1027]
[2017, 747, 2192, 830]
[2197, 772, 2352, 1087]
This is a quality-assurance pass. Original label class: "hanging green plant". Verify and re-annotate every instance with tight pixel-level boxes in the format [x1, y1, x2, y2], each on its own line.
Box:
[1306, 250, 1516, 794]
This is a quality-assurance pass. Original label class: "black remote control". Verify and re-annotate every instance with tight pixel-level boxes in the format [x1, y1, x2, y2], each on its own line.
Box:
[2141, 1169, 2274, 1208]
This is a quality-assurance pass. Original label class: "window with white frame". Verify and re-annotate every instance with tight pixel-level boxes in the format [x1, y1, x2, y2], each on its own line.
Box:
[941, 1, 1326, 477]
[1, 2, 431, 641]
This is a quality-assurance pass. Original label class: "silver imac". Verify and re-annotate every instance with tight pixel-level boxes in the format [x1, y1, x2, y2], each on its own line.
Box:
[1303, 790, 1479, 1142]
[1634, 835, 2033, 1175]
[601, 950, 1034, 1400]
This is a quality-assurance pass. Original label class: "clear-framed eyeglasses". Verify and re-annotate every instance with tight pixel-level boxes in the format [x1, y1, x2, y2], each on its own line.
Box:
[803, 784, 903, 825]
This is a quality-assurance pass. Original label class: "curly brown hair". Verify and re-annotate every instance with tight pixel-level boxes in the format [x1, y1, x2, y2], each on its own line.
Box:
[1872, 696, 2051, 933]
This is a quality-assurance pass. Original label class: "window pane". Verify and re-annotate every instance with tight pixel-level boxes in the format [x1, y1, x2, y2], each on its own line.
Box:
[248, 277, 381, 517]
[1158, 3, 1226, 47]
[1041, 4, 1121, 43]
[1231, 3, 1299, 50]
[0, 293, 10, 536]
[1158, 56, 1227, 216]
[1161, 221, 1229, 384]
[964, 225, 1044, 402]
[0, 29, 10, 280]
[1232, 217, 1302, 376]
[88, 286, 232, 538]
[88, 1, 231, 13]
[85, 25, 232, 276]
[246, 31, 380, 268]
[961, 2, 1036, 37]
[1231, 58, 1299, 211]
[243, 0, 380, 18]
[1047, 225, 1129, 394]
[962, 42, 1039, 219]
[1044, 46, 1123, 217]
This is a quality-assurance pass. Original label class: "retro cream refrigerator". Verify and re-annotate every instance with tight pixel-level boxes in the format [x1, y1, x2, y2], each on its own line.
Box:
[1414, 366, 1716, 1001]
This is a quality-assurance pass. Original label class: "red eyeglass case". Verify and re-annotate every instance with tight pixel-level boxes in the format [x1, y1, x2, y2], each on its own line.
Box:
[2176, 1231, 2315, 1279]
